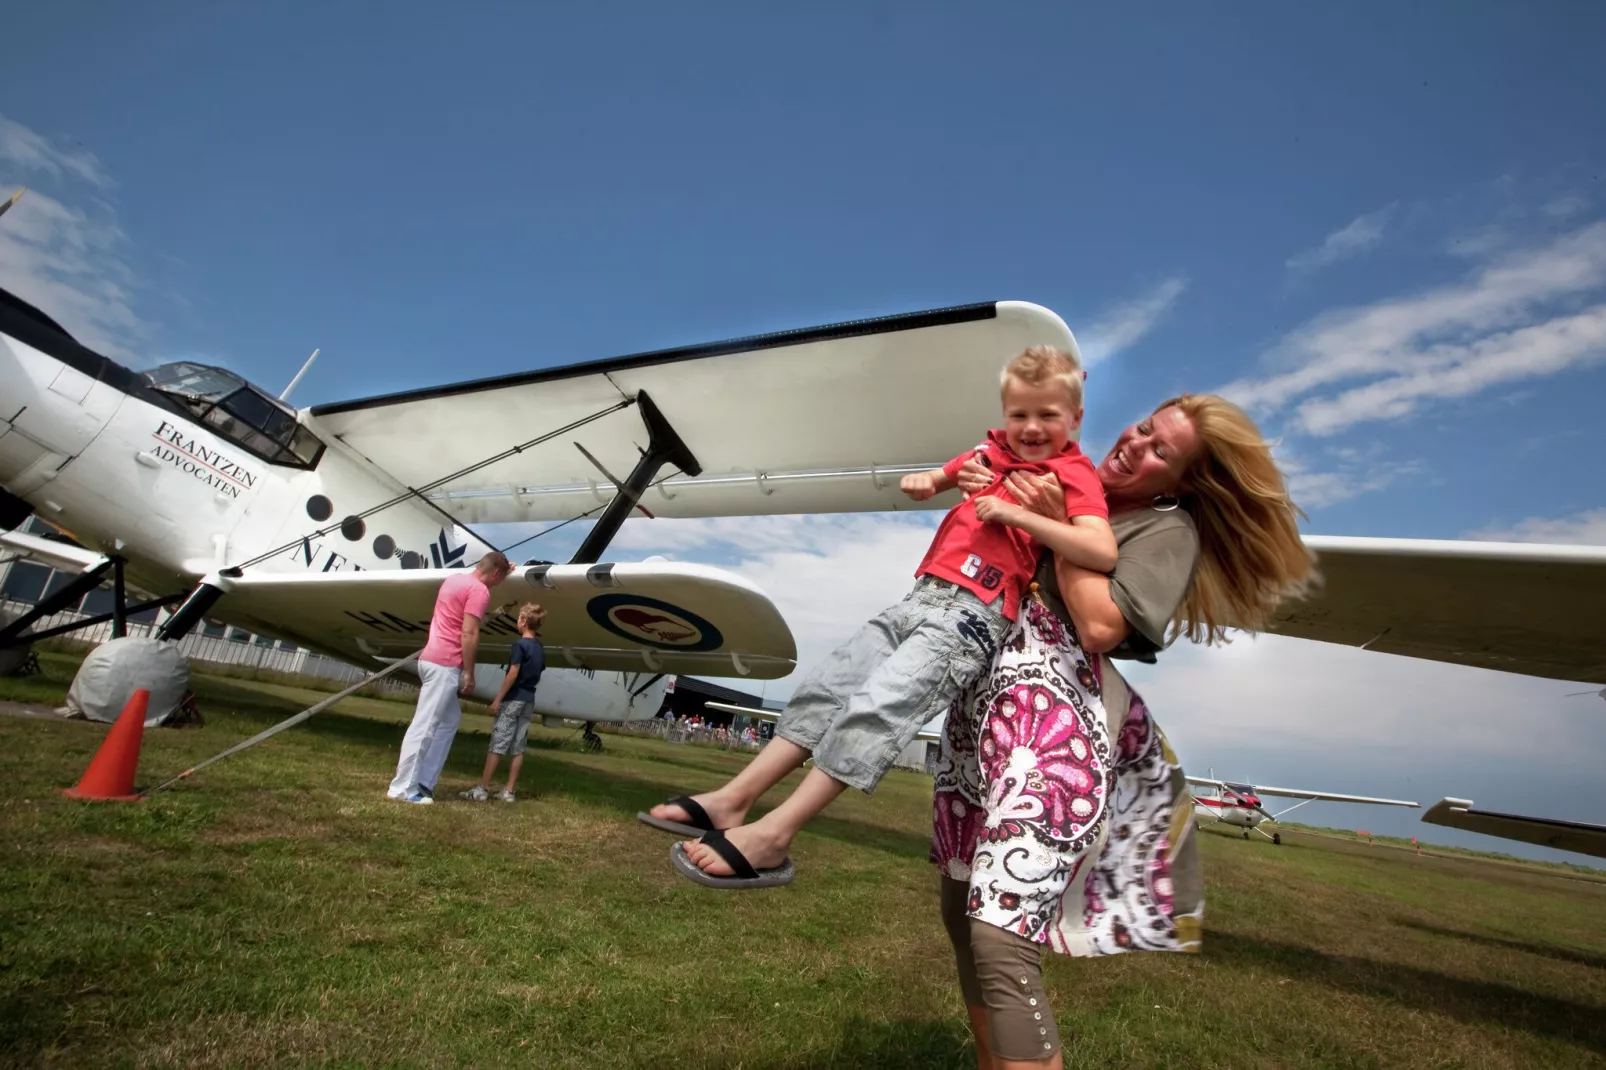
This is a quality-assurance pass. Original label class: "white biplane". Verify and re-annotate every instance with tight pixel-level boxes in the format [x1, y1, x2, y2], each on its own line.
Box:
[0, 283, 1077, 742]
[2, 263, 1604, 850]
[1187, 775, 1419, 845]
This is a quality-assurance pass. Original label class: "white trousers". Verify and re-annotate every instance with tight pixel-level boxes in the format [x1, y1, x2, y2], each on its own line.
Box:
[387, 660, 462, 797]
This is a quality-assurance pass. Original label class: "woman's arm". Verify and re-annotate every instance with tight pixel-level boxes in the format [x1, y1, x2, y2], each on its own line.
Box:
[1054, 558, 1131, 654]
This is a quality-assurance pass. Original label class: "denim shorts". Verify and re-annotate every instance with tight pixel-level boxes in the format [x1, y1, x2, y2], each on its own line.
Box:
[775, 577, 1008, 793]
[489, 699, 535, 756]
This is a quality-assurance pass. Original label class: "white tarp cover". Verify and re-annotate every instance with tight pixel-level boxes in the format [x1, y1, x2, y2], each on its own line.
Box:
[63, 637, 189, 727]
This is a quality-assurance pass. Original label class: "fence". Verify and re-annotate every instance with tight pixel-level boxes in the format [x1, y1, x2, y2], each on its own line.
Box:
[613, 717, 766, 754]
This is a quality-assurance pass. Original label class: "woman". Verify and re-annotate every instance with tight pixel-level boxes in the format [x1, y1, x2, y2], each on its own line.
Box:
[933, 394, 1315, 1069]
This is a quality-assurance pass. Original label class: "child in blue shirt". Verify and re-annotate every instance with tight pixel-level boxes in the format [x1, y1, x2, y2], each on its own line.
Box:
[461, 603, 546, 803]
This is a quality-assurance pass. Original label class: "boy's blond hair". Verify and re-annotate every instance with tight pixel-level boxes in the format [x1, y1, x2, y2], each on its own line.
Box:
[516, 602, 545, 631]
[1000, 345, 1084, 410]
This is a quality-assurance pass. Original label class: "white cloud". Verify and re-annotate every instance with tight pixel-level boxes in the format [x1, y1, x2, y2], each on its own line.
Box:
[1542, 194, 1590, 220]
[0, 113, 144, 357]
[1469, 507, 1606, 545]
[1222, 221, 1606, 436]
[0, 114, 109, 188]
[1285, 207, 1391, 274]
[1076, 277, 1187, 367]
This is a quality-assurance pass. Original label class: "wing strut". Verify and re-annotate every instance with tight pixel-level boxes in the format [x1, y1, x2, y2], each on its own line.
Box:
[569, 391, 701, 565]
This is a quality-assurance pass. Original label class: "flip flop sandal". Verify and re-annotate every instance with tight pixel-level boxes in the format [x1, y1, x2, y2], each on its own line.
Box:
[636, 795, 720, 837]
[670, 830, 795, 890]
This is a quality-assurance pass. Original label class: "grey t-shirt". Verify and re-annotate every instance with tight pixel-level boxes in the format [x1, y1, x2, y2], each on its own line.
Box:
[1034, 505, 1200, 662]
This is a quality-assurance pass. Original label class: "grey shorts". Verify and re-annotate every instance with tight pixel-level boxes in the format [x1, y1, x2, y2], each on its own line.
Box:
[489, 700, 534, 755]
[941, 876, 1060, 1061]
[775, 578, 1008, 793]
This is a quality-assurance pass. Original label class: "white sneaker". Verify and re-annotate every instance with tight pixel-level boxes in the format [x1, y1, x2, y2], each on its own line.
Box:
[460, 786, 490, 802]
[497, 790, 516, 803]
[403, 792, 433, 805]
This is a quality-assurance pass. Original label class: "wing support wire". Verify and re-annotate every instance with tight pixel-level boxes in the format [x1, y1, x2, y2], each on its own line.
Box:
[231, 398, 636, 574]
[156, 398, 636, 643]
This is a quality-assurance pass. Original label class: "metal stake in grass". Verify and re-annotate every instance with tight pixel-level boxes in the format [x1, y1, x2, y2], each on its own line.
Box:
[142, 650, 424, 796]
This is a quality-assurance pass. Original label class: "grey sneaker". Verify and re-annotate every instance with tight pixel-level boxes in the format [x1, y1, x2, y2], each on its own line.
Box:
[496, 790, 516, 803]
[460, 785, 489, 802]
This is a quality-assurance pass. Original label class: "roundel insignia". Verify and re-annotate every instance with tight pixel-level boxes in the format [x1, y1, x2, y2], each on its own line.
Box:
[586, 594, 723, 652]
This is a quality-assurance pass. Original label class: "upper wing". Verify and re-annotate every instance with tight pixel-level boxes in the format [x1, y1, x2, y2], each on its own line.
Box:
[1422, 798, 1606, 860]
[306, 302, 1075, 524]
[703, 699, 943, 740]
[209, 561, 796, 679]
[1251, 785, 1420, 807]
[1268, 536, 1606, 685]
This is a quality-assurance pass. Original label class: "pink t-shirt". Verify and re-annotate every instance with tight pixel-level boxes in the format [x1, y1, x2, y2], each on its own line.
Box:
[420, 571, 491, 668]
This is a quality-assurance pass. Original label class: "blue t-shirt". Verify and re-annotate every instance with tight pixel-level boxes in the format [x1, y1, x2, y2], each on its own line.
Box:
[507, 636, 545, 702]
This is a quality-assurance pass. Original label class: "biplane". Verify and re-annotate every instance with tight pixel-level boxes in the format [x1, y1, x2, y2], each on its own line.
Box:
[2, 269, 1604, 850]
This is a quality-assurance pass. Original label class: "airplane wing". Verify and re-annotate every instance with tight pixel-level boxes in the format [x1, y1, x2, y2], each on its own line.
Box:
[703, 699, 943, 740]
[1184, 776, 1417, 807]
[1422, 797, 1606, 860]
[305, 301, 1075, 524]
[1249, 785, 1419, 807]
[1268, 537, 1606, 686]
[0, 527, 107, 573]
[208, 560, 796, 679]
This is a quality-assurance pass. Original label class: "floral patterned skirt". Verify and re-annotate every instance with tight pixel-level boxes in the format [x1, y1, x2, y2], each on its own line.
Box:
[930, 598, 1203, 956]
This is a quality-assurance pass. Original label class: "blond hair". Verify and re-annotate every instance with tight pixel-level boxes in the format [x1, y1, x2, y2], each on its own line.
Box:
[1160, 394, 1317, 645]
[516, 602, 545, 630]
[1001, 345, 1084, 410]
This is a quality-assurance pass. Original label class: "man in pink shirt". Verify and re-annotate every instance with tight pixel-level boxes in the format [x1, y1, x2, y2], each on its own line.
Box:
[387, 551, 514, 804]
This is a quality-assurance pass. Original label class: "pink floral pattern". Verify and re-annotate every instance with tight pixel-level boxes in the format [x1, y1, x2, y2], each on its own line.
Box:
[932, 598, 1203, 956]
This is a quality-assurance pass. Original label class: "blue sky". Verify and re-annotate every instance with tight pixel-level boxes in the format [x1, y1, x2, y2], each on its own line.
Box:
[3, 4, 1604, 861]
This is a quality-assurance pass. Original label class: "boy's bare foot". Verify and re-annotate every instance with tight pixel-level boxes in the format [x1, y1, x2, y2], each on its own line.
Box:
[682, 821, 790, 875]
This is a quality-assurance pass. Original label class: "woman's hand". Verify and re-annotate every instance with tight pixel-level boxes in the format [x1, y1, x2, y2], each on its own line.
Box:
[955, 457, 992, 496]
[974, 495, 1027, 527]
[1005, 472, 1065, 519]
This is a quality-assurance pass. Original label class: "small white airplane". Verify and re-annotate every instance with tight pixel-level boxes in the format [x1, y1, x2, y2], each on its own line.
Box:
[1188, 775, 1419, 845]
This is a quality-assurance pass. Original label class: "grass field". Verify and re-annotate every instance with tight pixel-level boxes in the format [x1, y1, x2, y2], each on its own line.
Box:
[2, 653, 1604, 1069]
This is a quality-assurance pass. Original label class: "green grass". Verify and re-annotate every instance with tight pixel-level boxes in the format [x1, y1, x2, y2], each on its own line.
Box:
[1, 653, 1604, 1068]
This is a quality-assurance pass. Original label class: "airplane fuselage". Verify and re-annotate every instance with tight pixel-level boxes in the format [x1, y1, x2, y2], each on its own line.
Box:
[1, 293, 665, 724]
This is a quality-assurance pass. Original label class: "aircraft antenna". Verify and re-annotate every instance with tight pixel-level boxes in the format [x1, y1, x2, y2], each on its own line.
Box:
[279, 348, 320, 402]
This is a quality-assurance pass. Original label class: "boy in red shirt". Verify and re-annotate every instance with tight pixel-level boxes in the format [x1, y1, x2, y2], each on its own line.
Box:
[658, 346, 1114, 888]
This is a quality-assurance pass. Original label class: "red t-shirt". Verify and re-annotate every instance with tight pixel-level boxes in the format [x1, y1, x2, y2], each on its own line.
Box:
[914, 429, 1107, 622]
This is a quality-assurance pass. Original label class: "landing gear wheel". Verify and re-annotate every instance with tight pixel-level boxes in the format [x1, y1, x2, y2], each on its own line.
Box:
[1243, 830, 1251, 840]
[1273, 832, 1282, 845]
[582, 725, 603, 753]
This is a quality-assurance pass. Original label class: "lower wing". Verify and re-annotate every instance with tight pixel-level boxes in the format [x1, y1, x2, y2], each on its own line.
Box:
[1269, 536, 1606, 685]
[1422, 798, 1606, 860]
[208, 561, 797, 679]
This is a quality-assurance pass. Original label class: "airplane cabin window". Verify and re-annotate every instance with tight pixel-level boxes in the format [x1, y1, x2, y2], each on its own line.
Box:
[146, 364, 326, 470]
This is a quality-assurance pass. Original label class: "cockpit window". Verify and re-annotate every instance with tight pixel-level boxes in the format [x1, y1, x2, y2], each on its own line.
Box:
[144, 362, 325, 470]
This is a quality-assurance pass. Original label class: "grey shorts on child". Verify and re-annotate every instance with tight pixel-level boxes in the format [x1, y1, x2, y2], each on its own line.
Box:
[489, 699, 535, 756]
[776, 577, 1009, 793]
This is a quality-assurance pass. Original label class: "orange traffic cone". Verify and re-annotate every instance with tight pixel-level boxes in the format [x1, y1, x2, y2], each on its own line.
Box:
[63, 688, 149, 802]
